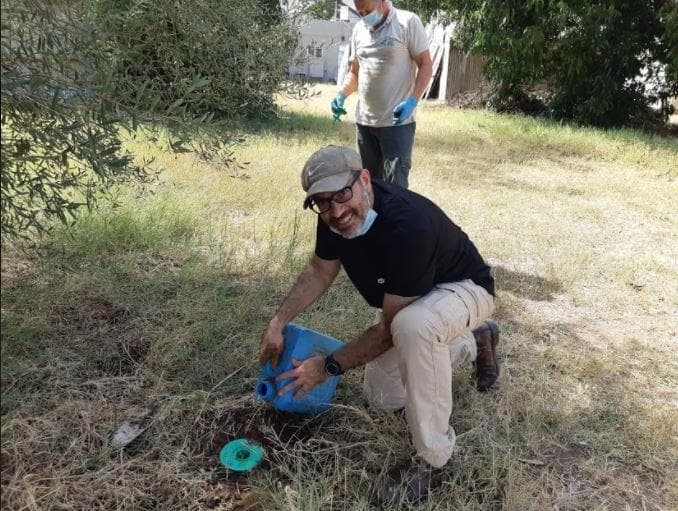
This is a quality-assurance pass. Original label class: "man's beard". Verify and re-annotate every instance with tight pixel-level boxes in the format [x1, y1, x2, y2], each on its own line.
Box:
[338, 211, 368, 239]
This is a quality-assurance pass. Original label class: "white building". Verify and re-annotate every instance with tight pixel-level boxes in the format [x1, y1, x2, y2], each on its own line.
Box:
[287, 1, 360, 83]
[289, 19, 354, 83]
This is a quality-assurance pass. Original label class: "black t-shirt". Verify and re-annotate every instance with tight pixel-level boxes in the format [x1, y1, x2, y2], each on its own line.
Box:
[315, 180, 495, 308]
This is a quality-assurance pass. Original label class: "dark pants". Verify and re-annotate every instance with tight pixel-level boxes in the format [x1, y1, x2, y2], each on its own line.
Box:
[356, 122, 416, 189]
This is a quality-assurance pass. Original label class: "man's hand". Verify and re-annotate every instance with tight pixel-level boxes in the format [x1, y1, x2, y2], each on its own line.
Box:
[331, 90, 346, 115]
[331, 91, 348, 123]
[275, 355, 330, 399]
[392, 96, 418, 125]
[259, 323, 285, 369]
[259, 256, 341, 368]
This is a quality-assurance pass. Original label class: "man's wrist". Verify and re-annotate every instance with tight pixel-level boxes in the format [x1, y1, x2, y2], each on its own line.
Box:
[267, 316, 284, 333]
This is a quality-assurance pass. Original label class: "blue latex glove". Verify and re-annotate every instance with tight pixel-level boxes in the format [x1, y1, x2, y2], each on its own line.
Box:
[331, 91, 347, 124]
[392, 96, 418, 125]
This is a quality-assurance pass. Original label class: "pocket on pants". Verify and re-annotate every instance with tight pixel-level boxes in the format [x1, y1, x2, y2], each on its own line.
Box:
[429, 290, 471, 344]
[463, 285, 494, 330]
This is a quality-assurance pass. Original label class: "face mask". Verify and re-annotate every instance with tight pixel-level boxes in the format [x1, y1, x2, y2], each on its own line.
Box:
[353, 208, 378, 237]
[330, 208, 377, 238]
[362, 8, 383, 28]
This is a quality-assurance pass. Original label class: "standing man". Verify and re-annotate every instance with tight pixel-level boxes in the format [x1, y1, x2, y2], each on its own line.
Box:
[331, 1, 432, 188]
[260, 146, 500, 504]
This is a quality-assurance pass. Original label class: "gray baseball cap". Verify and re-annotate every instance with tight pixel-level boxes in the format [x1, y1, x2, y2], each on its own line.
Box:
[301, 146, 363, 206]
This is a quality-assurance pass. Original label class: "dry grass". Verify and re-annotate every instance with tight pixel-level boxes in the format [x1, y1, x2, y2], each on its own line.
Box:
[2, 84, 677, 510]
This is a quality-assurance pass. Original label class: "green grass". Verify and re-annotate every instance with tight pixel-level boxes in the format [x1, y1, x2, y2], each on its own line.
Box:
[1, 84, 677, 510]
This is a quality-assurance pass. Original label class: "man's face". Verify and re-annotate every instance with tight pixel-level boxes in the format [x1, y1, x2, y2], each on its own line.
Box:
[315, 171, 372, 239]
[354, 0, 382, 17]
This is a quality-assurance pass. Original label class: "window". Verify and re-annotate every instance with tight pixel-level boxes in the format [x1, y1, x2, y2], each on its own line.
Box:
[307, 46, 323, 58]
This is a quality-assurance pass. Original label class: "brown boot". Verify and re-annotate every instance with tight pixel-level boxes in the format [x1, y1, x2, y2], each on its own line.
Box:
[473, 319, 500, 392]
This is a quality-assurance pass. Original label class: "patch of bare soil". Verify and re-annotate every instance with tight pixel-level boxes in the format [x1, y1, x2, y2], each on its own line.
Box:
[52, 292, 149, 375]
[199, 406, 316, 466]
[192, 405, 318, 509]
[53, 293, 128, 327]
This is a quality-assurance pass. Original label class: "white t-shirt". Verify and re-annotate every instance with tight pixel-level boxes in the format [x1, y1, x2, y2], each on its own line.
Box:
[349, 4, 429, 127]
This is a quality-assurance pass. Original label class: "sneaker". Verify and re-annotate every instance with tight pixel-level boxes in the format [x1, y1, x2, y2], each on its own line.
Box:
[473, 319, 500, 392]
[373, 461, 442, 507]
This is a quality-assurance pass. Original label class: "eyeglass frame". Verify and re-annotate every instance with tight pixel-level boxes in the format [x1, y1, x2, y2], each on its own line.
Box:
[303, 171, 363, 214]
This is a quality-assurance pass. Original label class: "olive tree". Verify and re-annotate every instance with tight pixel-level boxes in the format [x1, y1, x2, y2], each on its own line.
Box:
[1, 0, 299, 238]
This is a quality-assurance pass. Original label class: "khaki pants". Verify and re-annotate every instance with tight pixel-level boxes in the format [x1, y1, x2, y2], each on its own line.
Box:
[363, 279, 495, 467]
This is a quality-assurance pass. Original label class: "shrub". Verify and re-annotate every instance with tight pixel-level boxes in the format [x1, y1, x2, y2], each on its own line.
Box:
[92, 0, 297, 119]
[1, 0, 148, 238]
[395, 0, 676, 128]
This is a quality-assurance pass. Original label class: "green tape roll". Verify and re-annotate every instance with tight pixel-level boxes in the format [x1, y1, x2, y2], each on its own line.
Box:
[219, 439, 264, 472]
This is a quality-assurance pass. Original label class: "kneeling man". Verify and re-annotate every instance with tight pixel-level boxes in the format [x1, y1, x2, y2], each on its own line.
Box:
[259, 145, 500, 502]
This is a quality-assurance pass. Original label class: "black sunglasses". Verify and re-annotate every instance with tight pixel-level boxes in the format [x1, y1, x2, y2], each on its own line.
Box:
[304, 171, 362, 214]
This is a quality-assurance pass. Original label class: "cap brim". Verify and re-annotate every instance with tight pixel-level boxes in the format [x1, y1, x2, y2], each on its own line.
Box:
[304, 173, 354, 201]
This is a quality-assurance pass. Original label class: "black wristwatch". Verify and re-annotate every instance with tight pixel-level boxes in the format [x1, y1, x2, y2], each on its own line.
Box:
[324, 353, 343, 376]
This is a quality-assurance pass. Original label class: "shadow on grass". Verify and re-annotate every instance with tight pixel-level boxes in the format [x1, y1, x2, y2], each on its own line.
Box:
[1, 252, 285, 410]
[0, 222, 370, 417]
[493, 265, 563, 302]
[211, 110, 356, 146]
